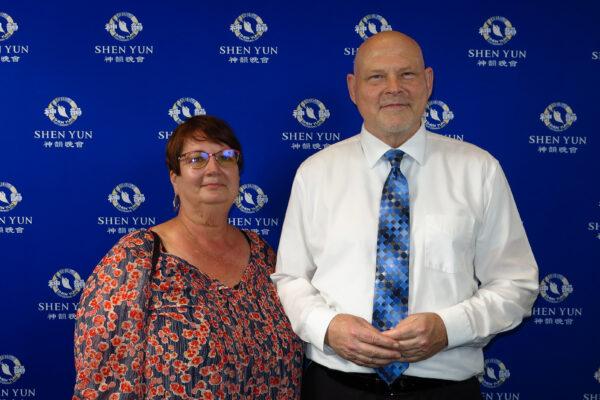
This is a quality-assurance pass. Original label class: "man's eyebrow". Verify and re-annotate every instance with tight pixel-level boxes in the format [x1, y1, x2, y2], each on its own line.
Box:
[364, 66, 414, 74]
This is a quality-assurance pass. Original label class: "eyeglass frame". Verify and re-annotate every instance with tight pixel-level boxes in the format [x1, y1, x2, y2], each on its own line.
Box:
[177, 148, 241, 169]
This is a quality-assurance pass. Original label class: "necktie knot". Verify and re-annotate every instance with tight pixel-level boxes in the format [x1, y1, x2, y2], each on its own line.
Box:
[384, 149, 404, 169]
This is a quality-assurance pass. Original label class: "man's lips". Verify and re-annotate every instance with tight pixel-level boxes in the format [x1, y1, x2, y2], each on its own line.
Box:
[380, 103, 408, 109]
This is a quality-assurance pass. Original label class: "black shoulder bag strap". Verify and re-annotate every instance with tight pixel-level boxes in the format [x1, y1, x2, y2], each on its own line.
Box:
[150, 230, 161, 269]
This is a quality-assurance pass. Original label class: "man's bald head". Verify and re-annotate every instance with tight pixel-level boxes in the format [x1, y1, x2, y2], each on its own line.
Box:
[353, 31, 426, 74]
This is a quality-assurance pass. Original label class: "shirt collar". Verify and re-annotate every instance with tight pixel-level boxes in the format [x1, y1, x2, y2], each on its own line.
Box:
[360, 123, 427, 168]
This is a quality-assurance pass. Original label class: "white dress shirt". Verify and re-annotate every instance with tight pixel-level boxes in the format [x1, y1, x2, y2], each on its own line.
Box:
[272, 124, 539, 380]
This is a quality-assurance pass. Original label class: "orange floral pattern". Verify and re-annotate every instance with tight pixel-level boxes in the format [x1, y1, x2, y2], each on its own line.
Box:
[73, 230, 302, 399]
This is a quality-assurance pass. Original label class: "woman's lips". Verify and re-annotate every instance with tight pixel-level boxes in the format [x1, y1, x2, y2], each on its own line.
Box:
[202, 183, 225, 188]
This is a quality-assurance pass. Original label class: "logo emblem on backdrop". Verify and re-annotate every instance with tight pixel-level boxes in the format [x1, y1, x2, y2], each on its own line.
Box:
[424, 100, 454, 130]
[0, 355, 25, 384]
[479, 16, 516, 45]
[540, 102, 577, 132]
[168, 98, 206, 124]
[478, 358, 510, 388]
[230, 13, 268, 42]
[540, 273, 573, 303]
[235, 184, 268, 213]
[44, 97, 82, 127]
[0, 182, 22, 212]
[594, 367, 600, 383]
[48, 269, 85, 299]
[355, 15, 392, 40]
[0, 13, 18, 41]
[108, 183, 145, 213]
[105, 12, 143, 41]
[293, 99, 331, 128]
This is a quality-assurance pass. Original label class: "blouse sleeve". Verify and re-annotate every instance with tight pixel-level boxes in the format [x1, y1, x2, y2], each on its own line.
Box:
[264, 239, 277, 275]
[248, 231, 277, 275]
[73, 231, 156, 400]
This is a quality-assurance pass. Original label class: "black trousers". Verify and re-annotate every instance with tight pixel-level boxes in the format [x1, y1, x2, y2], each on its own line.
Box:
[301, 362, 481, 400]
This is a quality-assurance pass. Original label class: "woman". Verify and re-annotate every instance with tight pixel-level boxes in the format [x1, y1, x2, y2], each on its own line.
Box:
[73, 116, 303, 399]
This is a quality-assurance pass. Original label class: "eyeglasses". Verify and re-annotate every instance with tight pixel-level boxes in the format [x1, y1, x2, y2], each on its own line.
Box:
[178, 149, 240, 169]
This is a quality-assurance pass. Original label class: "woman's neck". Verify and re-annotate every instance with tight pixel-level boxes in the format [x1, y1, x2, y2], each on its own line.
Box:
[175, 205, 233, 243]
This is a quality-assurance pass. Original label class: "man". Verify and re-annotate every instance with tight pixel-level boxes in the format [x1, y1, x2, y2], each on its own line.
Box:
[273, 31, 539, 399]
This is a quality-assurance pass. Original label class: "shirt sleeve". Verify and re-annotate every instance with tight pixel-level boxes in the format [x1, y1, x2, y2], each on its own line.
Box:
[73, 232, 156, 399]
[272, 171, 339, 352]
[436, 160, 539, 349]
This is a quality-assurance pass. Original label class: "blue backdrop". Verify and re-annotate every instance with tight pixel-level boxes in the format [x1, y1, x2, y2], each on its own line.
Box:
[1, 1, 599, 399]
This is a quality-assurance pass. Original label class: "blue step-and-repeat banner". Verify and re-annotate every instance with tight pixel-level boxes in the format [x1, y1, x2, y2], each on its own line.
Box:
[1, 1, 599, 399]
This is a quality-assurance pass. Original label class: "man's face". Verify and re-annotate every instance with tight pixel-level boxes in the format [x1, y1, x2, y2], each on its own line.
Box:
[347, 33, 433, 144]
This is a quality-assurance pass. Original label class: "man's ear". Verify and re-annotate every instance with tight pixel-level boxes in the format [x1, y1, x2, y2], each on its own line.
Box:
[347, 73, 357, 105]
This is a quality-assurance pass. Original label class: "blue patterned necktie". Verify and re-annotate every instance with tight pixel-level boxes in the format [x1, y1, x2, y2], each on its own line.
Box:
[372, 149, 410, 384]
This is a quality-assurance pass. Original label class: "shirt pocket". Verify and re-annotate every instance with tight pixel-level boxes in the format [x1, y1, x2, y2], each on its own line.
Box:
[424, 214, 475, 274]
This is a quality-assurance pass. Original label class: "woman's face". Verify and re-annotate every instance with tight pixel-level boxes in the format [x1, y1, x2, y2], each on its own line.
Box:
[171, 134, 240, 211]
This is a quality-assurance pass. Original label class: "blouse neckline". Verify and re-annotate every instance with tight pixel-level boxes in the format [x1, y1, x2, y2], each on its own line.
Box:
[142, 228, 256, 292]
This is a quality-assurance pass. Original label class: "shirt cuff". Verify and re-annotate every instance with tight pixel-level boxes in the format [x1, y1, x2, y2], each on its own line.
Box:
[304, 307, 340, 352]
[435, 305, 473, 349]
